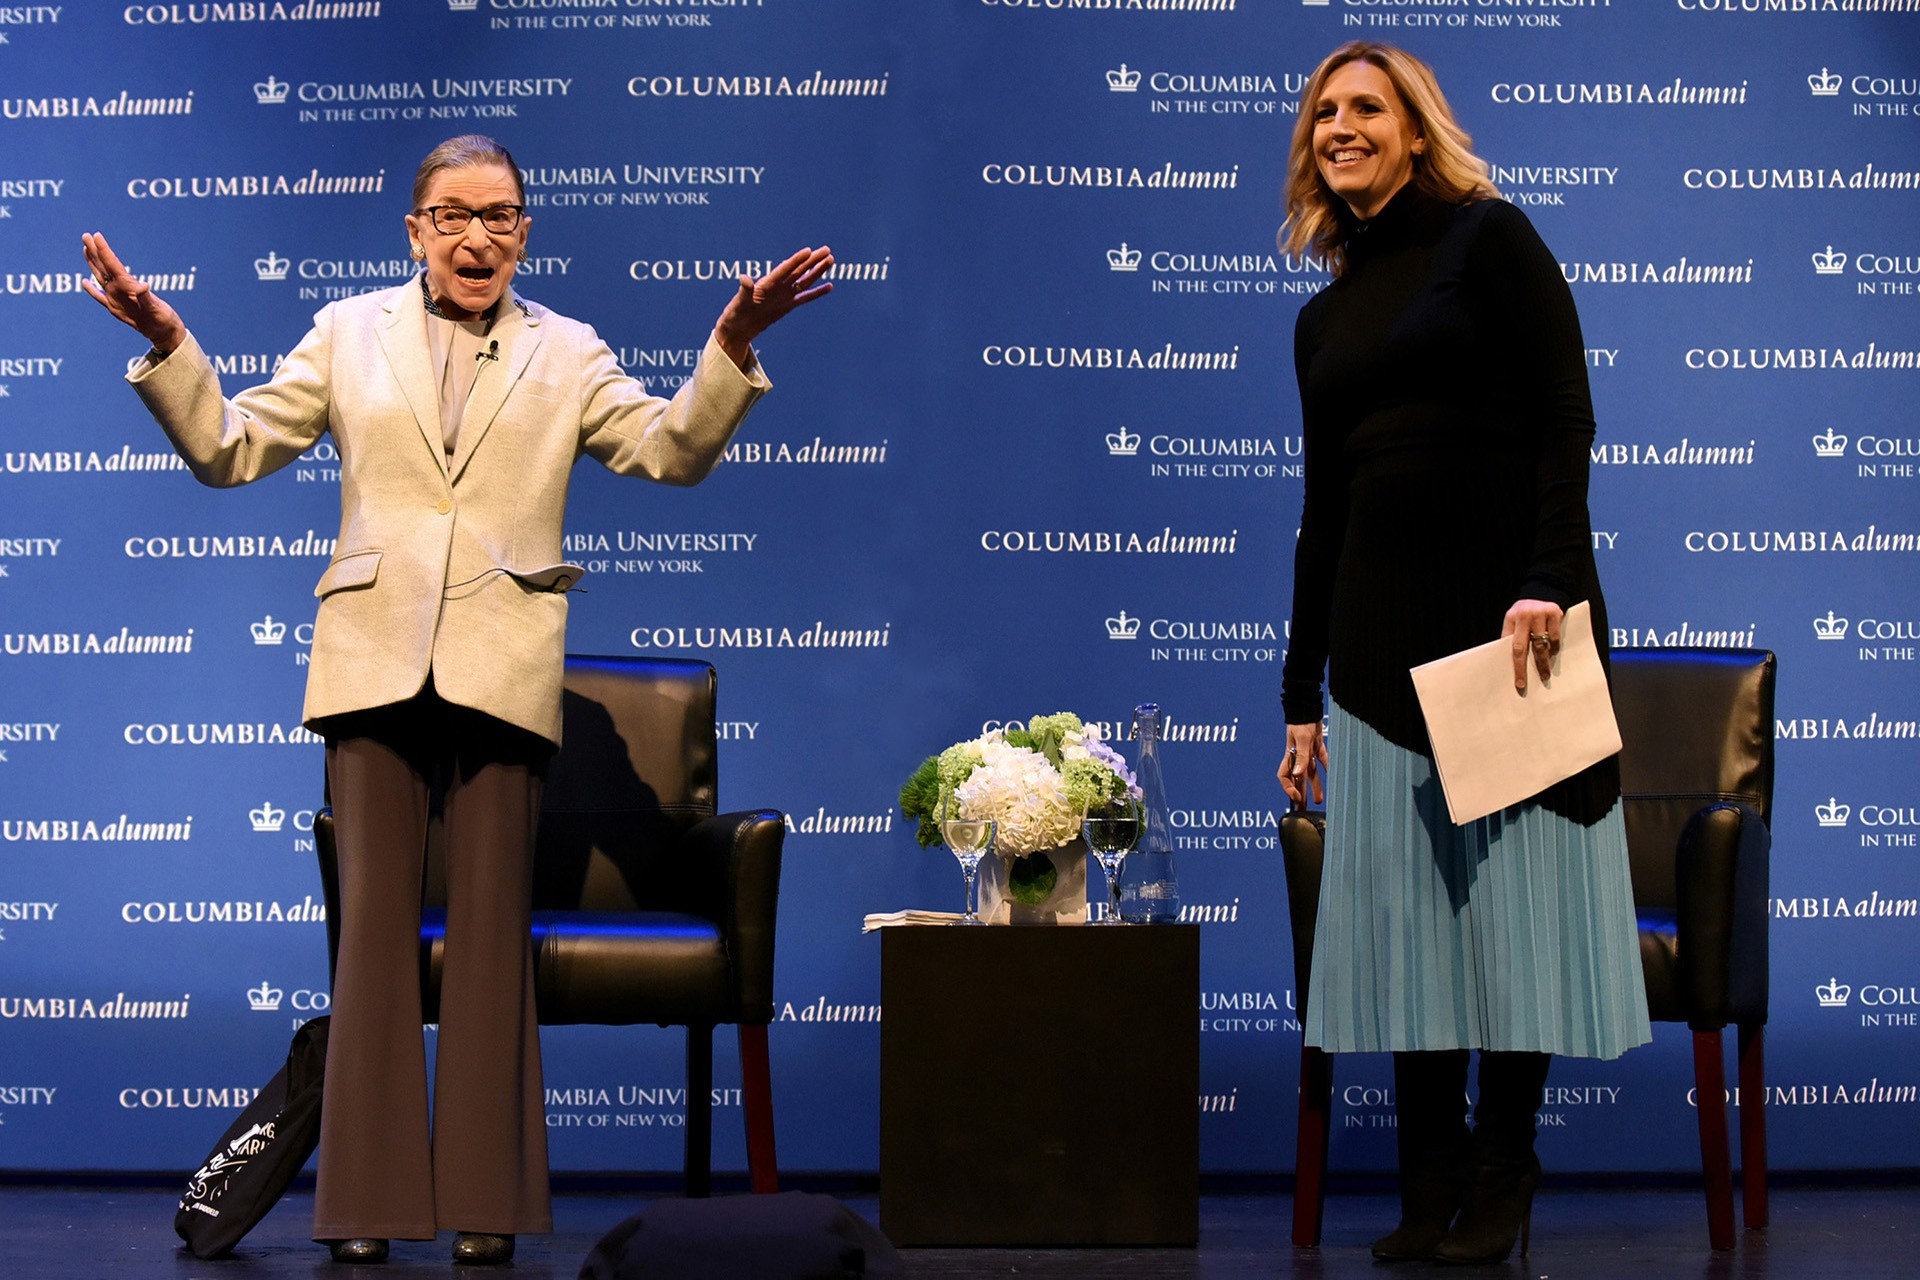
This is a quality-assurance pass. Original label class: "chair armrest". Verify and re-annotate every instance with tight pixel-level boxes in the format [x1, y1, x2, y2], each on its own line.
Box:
[1278, 812, 1327, 1023]
[1675, 802, 1770, 1030]
[681, 809, 784, 1024]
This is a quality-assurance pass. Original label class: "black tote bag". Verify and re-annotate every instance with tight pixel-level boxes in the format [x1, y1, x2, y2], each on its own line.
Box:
[173, 1015, 329, 1259]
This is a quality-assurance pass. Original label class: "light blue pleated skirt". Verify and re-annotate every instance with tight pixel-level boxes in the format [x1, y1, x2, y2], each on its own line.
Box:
[1303, 700, 1652, 1060]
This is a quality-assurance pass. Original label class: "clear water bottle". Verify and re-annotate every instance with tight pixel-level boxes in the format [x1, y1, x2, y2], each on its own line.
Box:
[1119, 703, 1181, 923]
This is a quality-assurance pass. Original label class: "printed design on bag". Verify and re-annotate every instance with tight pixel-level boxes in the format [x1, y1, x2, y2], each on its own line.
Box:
[180, 1121, 278, 1219]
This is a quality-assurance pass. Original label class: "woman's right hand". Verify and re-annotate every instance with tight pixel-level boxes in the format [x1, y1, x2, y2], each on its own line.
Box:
[1277, 721, 1328, 810]
[81, 232, 187, 356]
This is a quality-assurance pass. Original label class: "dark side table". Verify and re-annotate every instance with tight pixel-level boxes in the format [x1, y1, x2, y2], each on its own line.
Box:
[878, 923, 1200, 1246]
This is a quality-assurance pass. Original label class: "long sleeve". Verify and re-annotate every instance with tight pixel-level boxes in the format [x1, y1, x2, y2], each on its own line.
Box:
[1467, 203, 1598, 610]
[127, 311, 334, 488]
[1281, 298, 1346, 726]
[577, 330, 769, 485]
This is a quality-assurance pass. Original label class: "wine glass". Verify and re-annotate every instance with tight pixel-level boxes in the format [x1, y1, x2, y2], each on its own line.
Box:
[1081, 797, 1142, 925]
[940, 794, 995, 926]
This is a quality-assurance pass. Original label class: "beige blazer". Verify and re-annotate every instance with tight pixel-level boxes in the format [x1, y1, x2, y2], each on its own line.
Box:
[129, 279, 768, 745]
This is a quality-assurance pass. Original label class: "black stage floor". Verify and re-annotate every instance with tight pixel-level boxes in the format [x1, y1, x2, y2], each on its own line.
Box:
[1, 1180, 1913, 1278]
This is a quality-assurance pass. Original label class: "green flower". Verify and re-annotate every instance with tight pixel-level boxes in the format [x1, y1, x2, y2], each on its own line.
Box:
[1021, 712, 1084, 768]
[936, 742, 983, 793]
[897, 755, 944, 848]
[898, 742, 988, 848]
[1026, 712, 1084, 740]
[1062, 756, 1128, 814]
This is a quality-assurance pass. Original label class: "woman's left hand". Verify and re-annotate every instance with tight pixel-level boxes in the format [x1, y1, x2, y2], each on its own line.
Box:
[1502, 598, 1564, 691]
[1276, 721, 1328, 810]
[713, 246, 835, 370]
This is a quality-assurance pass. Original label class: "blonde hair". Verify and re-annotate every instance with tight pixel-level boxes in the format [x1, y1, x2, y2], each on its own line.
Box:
[1280, 43, 1498, 276]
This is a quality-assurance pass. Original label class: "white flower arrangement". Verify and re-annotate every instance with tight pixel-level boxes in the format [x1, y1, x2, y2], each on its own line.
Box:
[953, 738, 1077, 856]
[900, 712, 1141, 860]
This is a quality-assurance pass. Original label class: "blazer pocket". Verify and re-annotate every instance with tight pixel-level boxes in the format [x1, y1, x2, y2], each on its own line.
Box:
[314, 549, 382, 598]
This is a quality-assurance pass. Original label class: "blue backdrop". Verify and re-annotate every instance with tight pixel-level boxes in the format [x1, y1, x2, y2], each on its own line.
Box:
[3, 2, 1918, 1178]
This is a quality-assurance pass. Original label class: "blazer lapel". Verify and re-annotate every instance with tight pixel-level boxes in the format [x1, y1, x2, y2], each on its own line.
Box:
[449, 292, 545, 485]
[377, 282, 448, 477]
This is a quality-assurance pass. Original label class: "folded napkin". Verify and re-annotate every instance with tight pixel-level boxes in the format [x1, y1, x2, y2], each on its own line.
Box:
[861, 909, 964, 933]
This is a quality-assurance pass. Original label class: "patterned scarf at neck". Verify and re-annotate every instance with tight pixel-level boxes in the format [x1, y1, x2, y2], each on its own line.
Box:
[418, 272, 527, 323]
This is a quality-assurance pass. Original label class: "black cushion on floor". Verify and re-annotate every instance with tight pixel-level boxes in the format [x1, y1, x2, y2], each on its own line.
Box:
[579, 1193, 901, 1280]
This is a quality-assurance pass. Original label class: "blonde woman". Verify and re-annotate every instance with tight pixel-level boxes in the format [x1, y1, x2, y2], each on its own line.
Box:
[1276, 43, 1649, 1263]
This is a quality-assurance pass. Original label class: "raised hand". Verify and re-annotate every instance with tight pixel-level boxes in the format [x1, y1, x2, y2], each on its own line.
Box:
[713, 246, 835, 369]
[81, 232, 188, 355]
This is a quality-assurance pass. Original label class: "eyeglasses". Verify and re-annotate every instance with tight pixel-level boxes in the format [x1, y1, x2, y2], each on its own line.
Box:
[415, 203, 524, 235]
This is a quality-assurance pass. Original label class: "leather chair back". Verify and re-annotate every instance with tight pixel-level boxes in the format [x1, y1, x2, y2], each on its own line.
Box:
[532, 656, 719, 915]
[410, 657, 718, 916]
[1612, 649, 1775, 913]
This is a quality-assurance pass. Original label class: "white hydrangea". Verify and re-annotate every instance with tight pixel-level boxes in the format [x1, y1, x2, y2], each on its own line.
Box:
[952, 739, 1078, 855]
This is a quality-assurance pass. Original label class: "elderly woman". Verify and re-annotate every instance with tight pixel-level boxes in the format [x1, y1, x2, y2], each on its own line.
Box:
[83, 134, 832, 1266]
[1275, 45, 1649, 1263]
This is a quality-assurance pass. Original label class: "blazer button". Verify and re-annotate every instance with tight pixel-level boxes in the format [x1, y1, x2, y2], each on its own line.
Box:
[436, 499, 453, 515]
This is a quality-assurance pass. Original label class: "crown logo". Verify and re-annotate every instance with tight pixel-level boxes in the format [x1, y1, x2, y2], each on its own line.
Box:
[1816, 797, 1850, 827]
[447, 0, 479, 9]
[1812, 428, 1848, 457]
[1816, 977, 1852, 1007]
[250, 615, 287, 644]
[1106, 64, 1142, 93]
[1106, 425, 1140, 456]
[248, 982, 284, 1012]
[1106, 611, 1142, 641]
[1107, 243, 1142, 272]
[1808, 68, 1842, 97]
[1813, 610, 1850, 641]
[1811, 245, 1845, 275]
[253, 77, 289, 106]
[250, 802, 286, 833]
[254, 252, 289, 282]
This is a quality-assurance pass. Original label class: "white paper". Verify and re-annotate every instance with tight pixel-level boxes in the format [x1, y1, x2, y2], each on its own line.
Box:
[1408, 601, 1623, 825]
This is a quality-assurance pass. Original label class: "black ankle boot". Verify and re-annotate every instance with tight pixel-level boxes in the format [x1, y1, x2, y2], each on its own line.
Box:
[451, 1232, 514, 1265]
[325, 1237, 389, 1264]
[1432, 1146, 1540, 1263]
[1433, 1051, 1550, 1264]
[1371, 1049, 1470, 1262]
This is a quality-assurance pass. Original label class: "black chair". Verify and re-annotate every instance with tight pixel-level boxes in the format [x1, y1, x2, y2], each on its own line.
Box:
[316, 655, 784, 1195]
[1279, 647, 1775, 1250]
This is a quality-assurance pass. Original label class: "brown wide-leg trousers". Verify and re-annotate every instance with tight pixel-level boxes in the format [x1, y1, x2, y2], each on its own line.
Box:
[312, 689, 554, 1241]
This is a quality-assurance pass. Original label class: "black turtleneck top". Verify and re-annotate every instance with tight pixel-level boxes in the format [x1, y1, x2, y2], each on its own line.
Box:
[1280, 186, 1618, 823]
